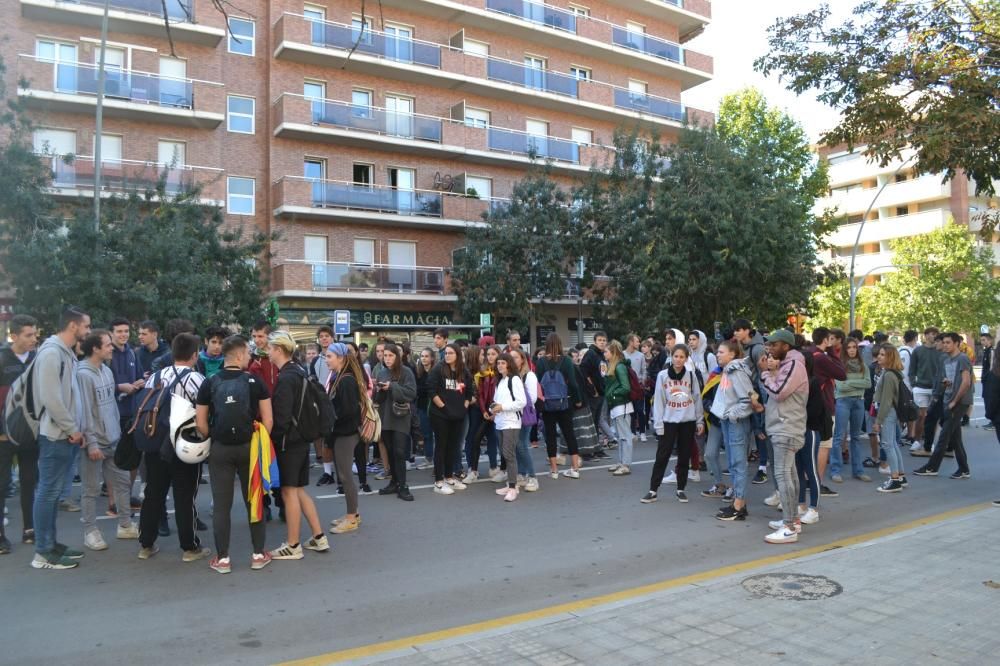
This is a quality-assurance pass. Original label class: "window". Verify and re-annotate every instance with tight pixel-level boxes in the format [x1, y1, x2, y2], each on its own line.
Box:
[304, 5, 326, 44]
[354, 239, 375, 266]
[385, 95, 414, 137]
[465, 107, 490, 129]
[37, 40, 78, 93]
[93, 134, 122, 165]
[305, 81, 326, 122]
[227, 95, 255, 133]
[351, 89, 373, 118]
[304, 235, 328, 264]
[626, 21, 645, 34]
[157, 140, 185, 166]
[525, 55, 546, 90]
[33, 128, 76, 156]
[228, 18, 255, 56]
[568, 5, 590, 17]
[465, 176, 492, 200]
[570, 66, 590, 81]
[384, 24, 414, 63]
[304, 159, 326, 180]
[353, 163, 373, 186]
[352, 16, 374, 44]
[895, 206, 909, 217]
[387, 241, 417, 290]
[227, 176, 255, 215]
[628, 79, 648, 94]
[464, 39, 489, 56]
[571, 128, 592, 145]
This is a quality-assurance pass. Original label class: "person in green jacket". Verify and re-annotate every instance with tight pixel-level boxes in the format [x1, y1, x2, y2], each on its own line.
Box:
[832, 338, 872, 482]
[604, 341, 635, 476]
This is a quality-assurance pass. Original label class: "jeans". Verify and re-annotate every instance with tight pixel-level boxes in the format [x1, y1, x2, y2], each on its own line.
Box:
[704, 423, 724, 485]
[751, 411, 769, 468]
[455, 413, 469, 475]
[0, 439, 38, 537]
[630, 398, 647, 435]
[878, 410, 905, 475]
[466, 410, 498, 471]
[611, 412, 633, 466]
[927, 404, 970, 473]
[922, 398, 945, 452]
[418, 407, 435, 461]
[80, 444, 132, 532]
[722, 418, 751, 499]
[60, 444, 80, 501]
[587, 394, 616, 443]
[33, 436, 77, 555]
[833, 397, 866, 477]
[771, 435, 803, 527]
[797, 431, 820, 509]
[516, 425, 537, 478]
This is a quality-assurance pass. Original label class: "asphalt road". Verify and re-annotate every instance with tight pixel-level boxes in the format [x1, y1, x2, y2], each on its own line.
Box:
[1, 405, 998, 666]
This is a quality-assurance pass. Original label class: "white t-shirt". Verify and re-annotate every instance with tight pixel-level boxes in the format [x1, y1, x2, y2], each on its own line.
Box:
[154, 365, 205, 403]
[900, 346, 914, 388]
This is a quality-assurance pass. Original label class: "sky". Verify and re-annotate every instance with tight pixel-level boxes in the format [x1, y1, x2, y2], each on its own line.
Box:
[681, 0, 861, 142]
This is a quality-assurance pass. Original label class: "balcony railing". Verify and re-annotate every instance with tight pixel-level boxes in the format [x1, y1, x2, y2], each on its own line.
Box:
[485, 0, 577, 33]
[68, 0, 193, 20]
[41, 155, 224, 200]
[308, 19, 441, 68]
[488, 127, 579, 163]
[289, 260, 447, 294]
[486, 58, 579, 98]
[308, 98, 443, 143]
[613, 89, 684, 122]
[611, 28, 681, 63]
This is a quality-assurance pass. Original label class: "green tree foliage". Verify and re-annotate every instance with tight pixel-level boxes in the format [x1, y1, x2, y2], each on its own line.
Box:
[859, 223, 1000, 332]
[806, 275, 855, 332]
[756, 0, 1000, 195]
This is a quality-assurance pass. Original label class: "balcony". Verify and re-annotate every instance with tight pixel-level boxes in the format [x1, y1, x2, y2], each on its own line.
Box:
[487, 127, 579, 163]
[613, 89, 684, 122]
[17, 55, 224, 128]
[271, 261, 455, 300]
[307, 98, 443, 143]
[827, 209, 952, 247]
[622, 0, 713, 41]
[611, 28, 681, 63]
[307, 18, 441, 67]
[273, 13, 698, 131]
[825, 175, 952, 216]
[20, 0, 225, 46]
[486, 0, 577, 33]
[272, 176, 508, 229]
[41, 155, 225, 204]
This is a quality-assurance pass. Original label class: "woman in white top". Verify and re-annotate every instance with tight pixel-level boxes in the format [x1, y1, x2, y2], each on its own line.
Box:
[490, 353, 527, 502]
[510, 349, 539, 492]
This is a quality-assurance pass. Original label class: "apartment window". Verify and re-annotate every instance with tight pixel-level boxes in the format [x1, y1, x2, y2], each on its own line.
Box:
[568, 5, 590, 17]
[304, 235, 328, 265]
[227, 177, 255, 215]
[353, 163, 373, 186]
[525, 56, 546, 90]
[570, 66, 591, 81]
[354, 238, 375, 266]
[352, 16, 374, 44]
[227, 95, 255, 133]
[385, 95, 414, 137]
[464, 39, 489, 56]
[228, 18, 255, 56]
[351, 89, 373, 118]
[33, 128, 76, 156]
[304, 5, 326, 44]
[465, 176, 492, 200]
[93, 134, 122, 165]
[157, 140, 185, 167]
[571, 128, 593, 145]
[465, 107, 490, 129]
[628, 79, 648, 95]
[304, 159, 326, 180]
[895, 206, 909, 217]
[895, 172, 908, 182]
[626, 21, 645, 34]
[37, 40, 79, 92]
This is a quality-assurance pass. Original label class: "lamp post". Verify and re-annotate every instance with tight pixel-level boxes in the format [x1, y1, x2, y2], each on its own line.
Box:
[849, 263, 920, 329]
[93, 0, 111, 231]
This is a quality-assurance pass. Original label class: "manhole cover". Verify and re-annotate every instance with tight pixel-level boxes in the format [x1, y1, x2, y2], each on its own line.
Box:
[741, 573, 843, 601]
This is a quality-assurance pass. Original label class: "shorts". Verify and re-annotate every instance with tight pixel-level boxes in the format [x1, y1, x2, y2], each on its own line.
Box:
[819, 437, 833, 450]
[276, 443, 310, 488]
[913, 387, 932, 409]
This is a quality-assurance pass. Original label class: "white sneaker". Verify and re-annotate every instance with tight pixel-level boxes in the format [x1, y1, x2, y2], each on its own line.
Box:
[608, 464, 621, 473]
[640, 433, 647, 442]
[768, 519, 802, 533]
[516, 475, 526, 488]
[765, 526, 799, 544]
[116, 522, 139, 540]
[689, 471, 701, 483]
[764, 491, 781, 507]
[549, 471, 559, 480]
[524, 477, 539, 492]
[664, 472, 677, 484]
[270, 542, 304, 560]
[496, 487, 510, 495]
[555, 454, 567, 465]
[503, 488, 518, 502]
[562, 468, 580, 479]
[434, 483, 455, 495]
[879, 464, 891, 475]
[491, 470, 508, 484]
[909, 441, 923, 453]
[447, 478, 467, 491]
[464, 470, 479, 483]
[801, 508, 820, 524]
[84, 530, 108, 551]
[488, 468, 500, 480]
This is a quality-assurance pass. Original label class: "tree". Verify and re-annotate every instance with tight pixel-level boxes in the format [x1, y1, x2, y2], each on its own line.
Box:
[756, 0, 1000, 195]
[858, 223, 1000, 332]
[806, 273, 856, 332]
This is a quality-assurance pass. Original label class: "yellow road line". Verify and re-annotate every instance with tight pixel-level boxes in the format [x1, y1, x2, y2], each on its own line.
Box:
[278, 502, 991, 666]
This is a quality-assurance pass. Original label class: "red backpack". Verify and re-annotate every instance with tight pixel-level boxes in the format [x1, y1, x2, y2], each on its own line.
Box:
[627, 366, 644, 401]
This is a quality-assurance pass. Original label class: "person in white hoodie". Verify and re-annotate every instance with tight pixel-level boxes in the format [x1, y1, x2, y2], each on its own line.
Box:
[642, 344, 704, 504]
[77, 330, 137, 551]
[491, 353, 527, 502]
[686, 330, 718, 378]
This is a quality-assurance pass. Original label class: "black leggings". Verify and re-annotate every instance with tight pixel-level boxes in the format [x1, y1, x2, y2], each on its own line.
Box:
[650, 421, 695, 491]
[431, 415, 464, 482]
[0, 440, 38, 536]
[543, 409, 578, 457]
[383, 429, 409, 487]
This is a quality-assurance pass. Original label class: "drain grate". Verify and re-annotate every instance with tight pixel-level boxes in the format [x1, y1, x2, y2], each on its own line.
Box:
[741, 573, 843, 601]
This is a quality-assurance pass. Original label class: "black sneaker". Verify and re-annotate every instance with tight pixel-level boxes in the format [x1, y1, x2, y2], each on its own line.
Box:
[22, 529, 34, 544]
[862, 457, 878, 468]
[913, 466, 938, 476]
[716, 505, 747, 521]
[676, 490, 688, 503]
[877, 478, 903, 493]
[949, 470, 971, 480]
[0, 536, 11, 555]
[315, 473, 334, 486]
[701, 485, 726, 498]
[359, 484, 373, 494]
[698, 461, 707, 472]
[898, 475, 909, 487]
[820, 485, 839, 498]
[640, 491, 658, 504]
[961, 415, 970, 427]
[751, 470, 768, 485]
[593, 450, 609, 459]
[336, 485, 345, 496]
[993, 498, 1000, 507]
[722, 487, 735, 503]
[100, 482, 108, 497]
[378, 483, 399, 496]
[397, 486, 414, 502]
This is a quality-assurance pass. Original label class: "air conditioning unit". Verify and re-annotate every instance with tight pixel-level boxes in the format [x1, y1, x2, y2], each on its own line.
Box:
[424, 272, 443, 288]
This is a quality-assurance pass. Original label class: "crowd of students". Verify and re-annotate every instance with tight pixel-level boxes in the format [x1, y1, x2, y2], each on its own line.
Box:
[0, 307, 994, 572]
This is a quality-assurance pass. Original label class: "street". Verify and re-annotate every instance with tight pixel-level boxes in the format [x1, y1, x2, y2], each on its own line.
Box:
[1, 412, 998, 666]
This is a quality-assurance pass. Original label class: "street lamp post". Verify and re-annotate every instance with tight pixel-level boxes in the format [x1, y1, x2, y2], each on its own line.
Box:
[93, 0, 111, 231]
[849, 263, 920, 329]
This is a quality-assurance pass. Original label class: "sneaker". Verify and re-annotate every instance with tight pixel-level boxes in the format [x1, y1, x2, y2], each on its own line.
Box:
[495, 487, 510, 496]
[433, 483, 455, 496]
[993, 499, 1000, 507]
[607, 464, 621, 473]
[116, 522, 139, 540]
[503, 488, 518, 502]
[53, 543, 84, 559]
[663, 472, 677, 484]
[613, 465, 631, 476]
[877, 479, 903, 493]
[853, 473, 872, 482]
[196, 518, 208, 532]
[751, 470, 768, 485]
[524, 477, 539, 492]
[449, 478, 468, 490]
[640, 491, 658, 504]
[878, 464, 891, 475]
[768, 519, 802, 533]
[909, 441, 923, 453]
[716, 505, 747, 521]
[820, 485, 839, 498]
[676, 490, 688, 503]
[862, 457, 878, 468]
[898, 475, 909, 487]
[490, 470, 508, 484]
[0, 536, 10, 555]
[639, 433, 647, 442]
[800, 508, 819, 524]
[374, 471, 390, 481]
[378, 482, 399, 496]
[417, 459, 434, 470]
[549, 471, 559, 480]
[84, 530, 108, 551]
[913, 466, 939, 476]
[488, 468, 500, 480]
[765, 526, 799, 544]
[910, 448, 931, 457]
[209, 556, 231, 574]
[31, 552, 78, 570]
[58, 500, 80, 512]
[562, 468, 580, 479]
[22, 529, 34, 544]
[949, 470, 971, 480]
[830, 474, 844, 484]
[701, 485, 726, 498]
[464, 470, 479, 483]
[251, 552, 272, 570]
[130, 496, 142, 510]
[593, 449, 610, 459]
[359, 484, 375, 494]
[336, 486, 344, 496]
[305, 535, 331, 552]
[270, 542, 304, 560]
[397, 486, 414, 502]
[688, 471, 701, 483]
[106, 505, 118, 517]
[764, 491, 781, 507]
[330, 516, 360, 533]
[137, 545, 160, 560]
[722, 487, 735, 503]
[182, 547, 210, 562]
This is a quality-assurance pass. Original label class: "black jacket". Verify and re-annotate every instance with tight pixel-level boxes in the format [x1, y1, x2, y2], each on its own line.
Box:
[271, 362, 308, 448]
[579, 345, 605, 398]
[330, 373, 362, 436]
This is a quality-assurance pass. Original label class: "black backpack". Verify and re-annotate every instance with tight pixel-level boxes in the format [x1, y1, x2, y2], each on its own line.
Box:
[209, 372, 255, 445]
[292, 368, 335, 442]
[130, 368, 192, 453]
[890, 370, 919, 423]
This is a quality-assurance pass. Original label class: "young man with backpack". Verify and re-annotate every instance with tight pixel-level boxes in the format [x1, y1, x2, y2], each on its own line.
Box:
[579, 331, 614, 458]
[733, 319, 770, 486]
[136, 333, 211, 562]
[625, 335, 647, 442]
[0, 314, 39, 554]
[195, 336, 273, 573]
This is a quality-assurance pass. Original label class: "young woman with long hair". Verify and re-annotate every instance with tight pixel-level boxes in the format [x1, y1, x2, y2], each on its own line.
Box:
[491, 353, 527, 502]
[415, 348, 437, 470]
[874, 345, 906, 493]
[711, 341, 755, 521]
[833, 338, 872, 482]
[534, 334, 583, 479]
[604, 340, 634, 476]
[510, 349, 539, 492]
[467, 346, 502, 482]
[326, 343, 366, 534]
[429, 344, 475, 495]
[373, 343, 418, 502]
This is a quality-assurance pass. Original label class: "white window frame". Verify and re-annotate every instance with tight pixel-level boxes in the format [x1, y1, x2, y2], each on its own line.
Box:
[570, 66, 591, 81]
[571, 127, 593, 145]
[568, 4, 590, 17]
[465, 107, 490, 129]
[226, 95, 255, 134]
[354, 238, 375, 266]
[228, 17, 256, 56]
[227, 176, 255, 215]
[464, 39, 489, 56]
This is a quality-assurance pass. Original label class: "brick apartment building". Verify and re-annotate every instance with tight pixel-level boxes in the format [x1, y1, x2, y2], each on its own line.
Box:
[3, 0, 712, 348]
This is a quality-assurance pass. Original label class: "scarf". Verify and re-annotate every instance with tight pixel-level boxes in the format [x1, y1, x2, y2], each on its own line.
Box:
[667, 365, 687, 381]
[249, 422, 280, 523]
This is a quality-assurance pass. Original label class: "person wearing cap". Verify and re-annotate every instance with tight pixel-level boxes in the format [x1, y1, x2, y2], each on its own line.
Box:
[753, 329, 809, 544]
[266, 331, 330, 560]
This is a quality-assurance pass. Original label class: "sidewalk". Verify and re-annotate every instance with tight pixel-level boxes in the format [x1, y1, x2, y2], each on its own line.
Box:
[343, 505, 1000, 665]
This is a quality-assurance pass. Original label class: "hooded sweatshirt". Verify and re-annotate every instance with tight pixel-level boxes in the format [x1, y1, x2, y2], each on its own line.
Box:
[743, 331, 767, 385]
[579, 344, 606, 397]
[652, 365, 704, 429]
[761, 348, 809, 440]
[835, 358, 871, 400]
[710, 357, 754, 422]
[136, 339, 170, 376]
[492, 373, 527, 431]
[33, 335, 80, 441]
[76, 360, 121, 452]
[689, 330, 718, 378]
[197, 351, 225, 379]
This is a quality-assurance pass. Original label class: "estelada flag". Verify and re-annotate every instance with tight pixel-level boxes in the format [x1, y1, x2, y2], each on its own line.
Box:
[249, 421, 280, 523]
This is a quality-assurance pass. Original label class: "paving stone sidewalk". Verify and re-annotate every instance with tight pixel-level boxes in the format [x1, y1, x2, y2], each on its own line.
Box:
[350, 507, 1000, 665]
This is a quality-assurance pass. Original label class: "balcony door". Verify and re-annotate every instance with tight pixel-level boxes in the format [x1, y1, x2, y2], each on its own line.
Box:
[33, 128, 76, 185]
[303, 5, 326, 46]
[384, 24, 413, 63]
[158, 140, 186, 193]
[388, 167, 415, 214]
[524, 55, 546, 90]
[304, 234, 328, 289]
[387, 241, 416, 292]
[36, 41, 78, 94]
[304, 80, 326, 124]
[385, 95, 414, 139]
[304, 159, 326, 207]
[97, 46, 127, 99]
[526, 119, 548, 158]
[159, 57, 188, 107]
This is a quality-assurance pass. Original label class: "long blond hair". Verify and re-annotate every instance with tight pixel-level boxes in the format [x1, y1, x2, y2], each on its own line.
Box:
[606, 340, 625, 376]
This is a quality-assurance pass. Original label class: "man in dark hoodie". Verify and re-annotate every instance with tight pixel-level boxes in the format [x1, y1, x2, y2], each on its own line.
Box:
[108, 318, 144, 487]
[579, 331, 614, 457]
[137, 320, 169, 377]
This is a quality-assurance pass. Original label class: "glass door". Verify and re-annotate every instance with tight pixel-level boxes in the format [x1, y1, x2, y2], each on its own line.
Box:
[384, 24, 413, 63]
[524, 55, 545, 90]
[387, 241, 416, 292]
[304, 159, 326, 207]
[385, 95, 413, 138]
[304, 81, 326, 124]
[158, 57, 188, 107]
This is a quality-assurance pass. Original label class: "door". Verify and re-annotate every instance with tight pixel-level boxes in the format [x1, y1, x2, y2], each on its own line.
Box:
[524, 55, 545, 90]
[385, 95, 413, 138]
[628, 79, 648, 104]
[526, 119, 548, 158]
[304, 159, 326, 206]
[158, 57, 188, 107]
[388, 167, 415, 214]
[33, 128, 76, 184]
[387, 241, 416, 292]
[304, 81, 326, 123]
[93, 134, 122, 189]
[37, 41, 78, 93]
[97, 47, 127, 98]
[303, 5, 326, 45]
[384, 24, 413, 63]
[625, 21, 645, 50]
[158, 140, 185, 192]
[465, 175, 491, 200]
[304, 234, 328, 288]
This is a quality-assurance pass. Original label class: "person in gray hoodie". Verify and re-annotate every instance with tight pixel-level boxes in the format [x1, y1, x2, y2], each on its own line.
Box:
[76, 330, 137, 551]
[711, 341, 755, 521]
[31, 306, 90, 570]
[754, 330, 809, 545]
[373, 343, 418, 501]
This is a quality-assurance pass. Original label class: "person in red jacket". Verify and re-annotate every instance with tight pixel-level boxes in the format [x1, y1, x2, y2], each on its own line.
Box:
[248, 320, 279, 395]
